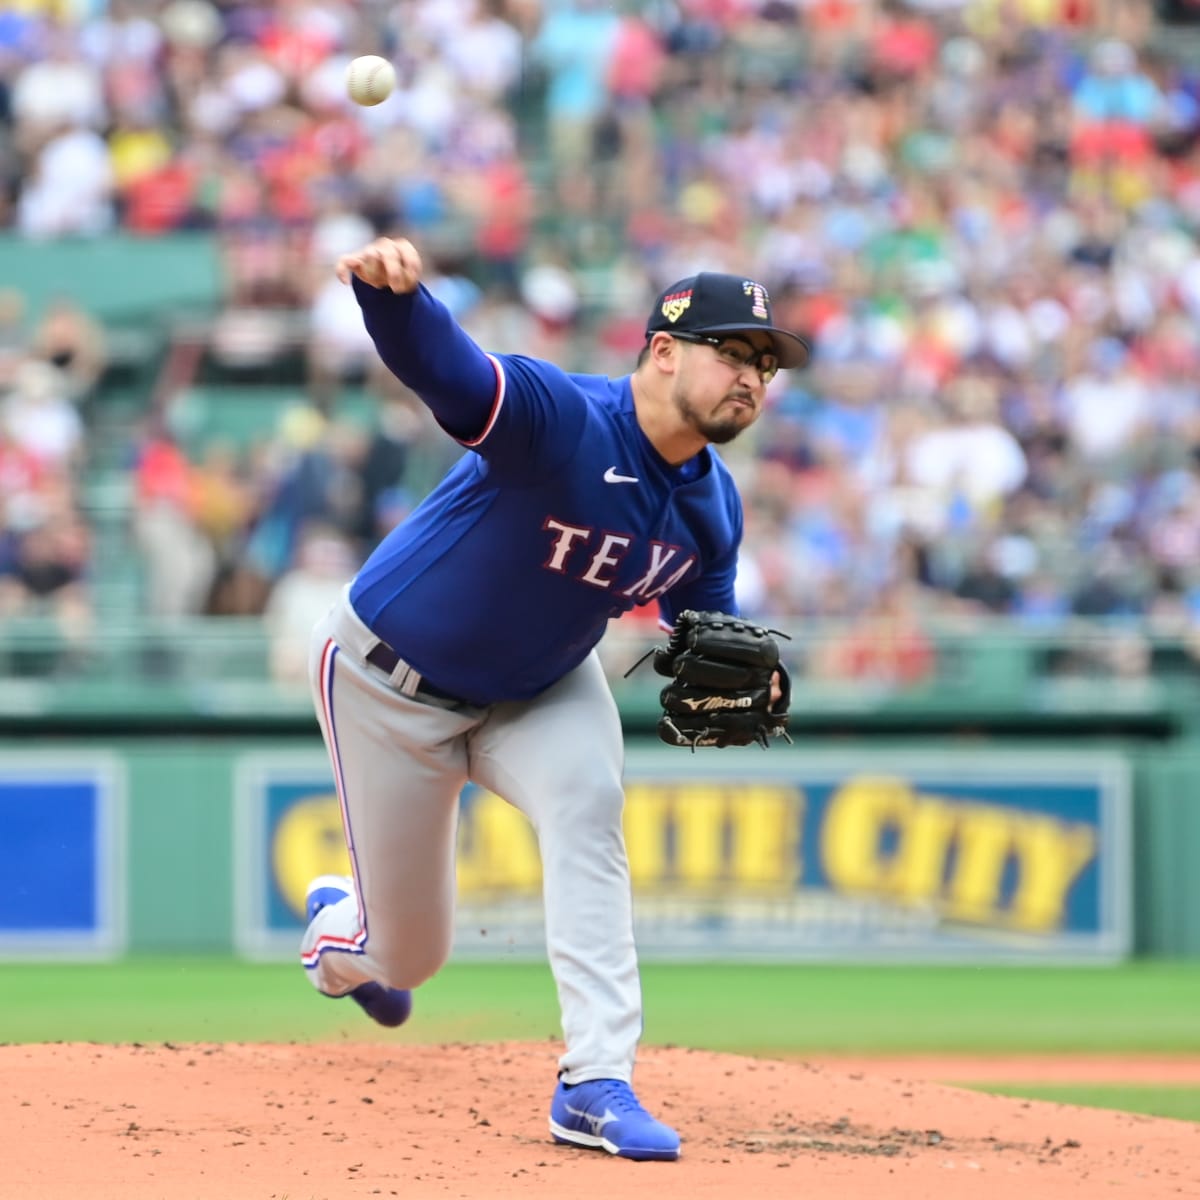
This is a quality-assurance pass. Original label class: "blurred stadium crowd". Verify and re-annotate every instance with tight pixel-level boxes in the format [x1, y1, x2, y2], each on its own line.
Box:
[2, 0, 1200, 684]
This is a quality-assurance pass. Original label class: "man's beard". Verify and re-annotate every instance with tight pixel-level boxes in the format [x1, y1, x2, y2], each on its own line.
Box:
[673, 384, 754, 445]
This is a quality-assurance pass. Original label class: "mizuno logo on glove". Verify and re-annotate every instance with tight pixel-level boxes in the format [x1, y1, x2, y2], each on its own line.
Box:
[681, 695, 752, 711]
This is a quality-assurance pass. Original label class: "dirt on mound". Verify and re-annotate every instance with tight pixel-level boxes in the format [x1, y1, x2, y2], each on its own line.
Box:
[4, 1041, 1197, 1199]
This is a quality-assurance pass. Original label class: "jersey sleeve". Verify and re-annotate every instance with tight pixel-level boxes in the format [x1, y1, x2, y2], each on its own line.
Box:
[656, 551, 739, 627]
[353, 278, 586, 478]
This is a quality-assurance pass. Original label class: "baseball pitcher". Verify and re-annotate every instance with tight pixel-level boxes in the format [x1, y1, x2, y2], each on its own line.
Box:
[300, 236, 808, 1161]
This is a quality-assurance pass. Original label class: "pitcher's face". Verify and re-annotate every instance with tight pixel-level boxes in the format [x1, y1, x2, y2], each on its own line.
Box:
[668, 332, 775, 444]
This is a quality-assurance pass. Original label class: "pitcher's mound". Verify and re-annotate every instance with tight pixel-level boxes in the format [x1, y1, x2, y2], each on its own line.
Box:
[4, 1041, 1197, 1199]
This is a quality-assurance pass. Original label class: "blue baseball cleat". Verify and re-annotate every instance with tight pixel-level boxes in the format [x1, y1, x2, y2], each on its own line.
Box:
[305, 874, 357, 923]
[304, 875, 412, 1028]
[549, 1078, 681, 1161]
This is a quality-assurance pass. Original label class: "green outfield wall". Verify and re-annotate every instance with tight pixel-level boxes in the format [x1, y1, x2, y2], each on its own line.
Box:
[3, 731, 1198, 961]
[1135, 748, 1200, 956]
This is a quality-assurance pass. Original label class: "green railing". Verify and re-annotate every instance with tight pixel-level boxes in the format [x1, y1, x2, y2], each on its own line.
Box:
[1, 615, 1196, 737]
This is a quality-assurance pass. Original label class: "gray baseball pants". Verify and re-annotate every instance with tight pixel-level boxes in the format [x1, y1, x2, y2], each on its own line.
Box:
[299, 592, 643, 1084]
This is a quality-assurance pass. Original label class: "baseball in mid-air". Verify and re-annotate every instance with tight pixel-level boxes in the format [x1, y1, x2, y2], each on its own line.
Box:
[346, 55, 396, 106]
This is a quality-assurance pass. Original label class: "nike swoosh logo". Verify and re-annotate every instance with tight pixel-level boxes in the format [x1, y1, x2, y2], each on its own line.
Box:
[604, 467, 639, 484]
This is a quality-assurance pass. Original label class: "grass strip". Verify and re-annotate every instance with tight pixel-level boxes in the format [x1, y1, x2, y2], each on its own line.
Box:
[1, 959, 1197, 1053]
[967, 1084, 1200, 1123]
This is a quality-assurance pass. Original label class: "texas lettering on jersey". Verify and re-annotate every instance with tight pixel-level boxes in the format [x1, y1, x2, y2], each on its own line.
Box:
[542, 521, 695, 600]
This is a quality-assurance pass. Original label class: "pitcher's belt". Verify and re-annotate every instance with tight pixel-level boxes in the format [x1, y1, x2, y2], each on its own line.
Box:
[363, 639, 467, 705]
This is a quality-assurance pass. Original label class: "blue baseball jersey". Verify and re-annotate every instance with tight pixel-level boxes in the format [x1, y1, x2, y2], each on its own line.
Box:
[347, 280, 745, 705]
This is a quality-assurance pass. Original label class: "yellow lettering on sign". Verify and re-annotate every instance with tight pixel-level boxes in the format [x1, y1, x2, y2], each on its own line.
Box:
[731, 786, 801, 887]
[607, 782, 801, 892]
[820, 776, 1101, 933]
[891, 795, 959, 904]
[821, 776, 913, 892]
[1009, 813, 1097, 932]
[673, 785, 728, 886]
[944, 804, 1014, 923]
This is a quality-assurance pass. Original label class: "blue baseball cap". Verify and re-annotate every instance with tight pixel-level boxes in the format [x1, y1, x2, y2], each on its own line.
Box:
[646, 272, 811, 369]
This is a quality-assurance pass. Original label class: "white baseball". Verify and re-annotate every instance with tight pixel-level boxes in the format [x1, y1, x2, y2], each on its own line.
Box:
[346, 55, 396, 106]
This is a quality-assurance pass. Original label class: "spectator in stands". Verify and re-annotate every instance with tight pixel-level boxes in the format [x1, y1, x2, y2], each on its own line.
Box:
[0, 478, 93, 672]
[187, 437, 258, 615]
[29, 296, 108, 409]
[15, 118, 115, 238]
[903, 372, 1029, 517]
[7, 509, 92, 623]
[345, 396, 422, 547]
[954, 541, 1022, 615]
[0, 418, 45, 533]
[235, 404, 359, 612]
[1060, 336, 1153, 467]
[1070, 36, 1165, 186]
[132, 425, 217, 617]
[262, 520, 356, 686]
[9, 27, 107, 141]
[441, 0, 525, 105]
[529, 0, 622, 169]
[2, 359, 84, 472]
[303, 190, 380, 411]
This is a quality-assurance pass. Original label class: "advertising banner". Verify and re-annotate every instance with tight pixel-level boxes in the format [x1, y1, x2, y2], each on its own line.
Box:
[234, 747, 1131, 963]
[0, 753, 125, 957]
